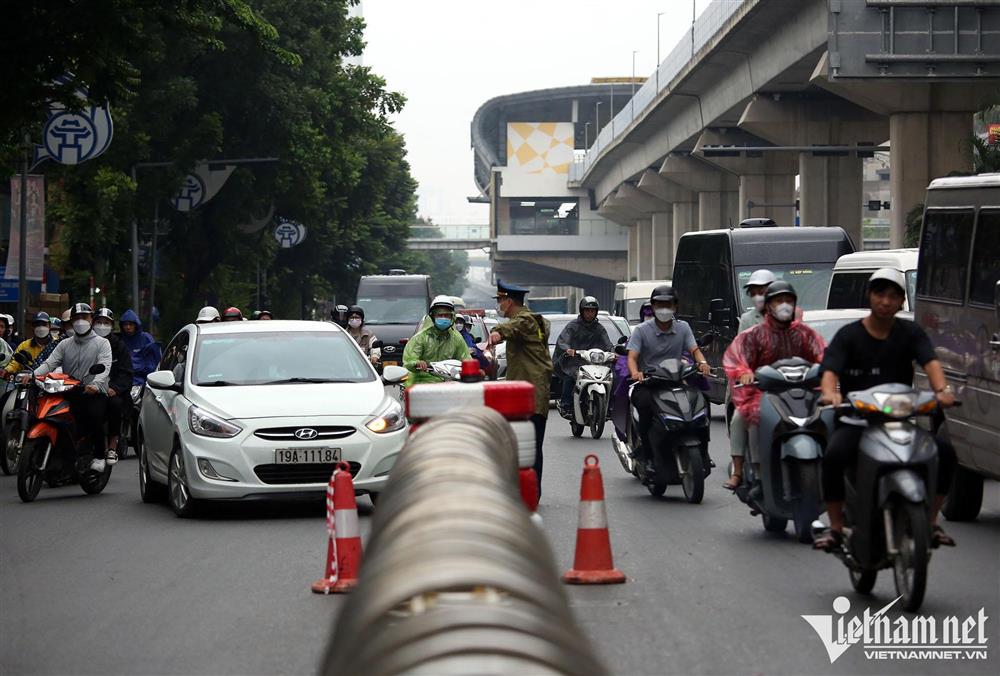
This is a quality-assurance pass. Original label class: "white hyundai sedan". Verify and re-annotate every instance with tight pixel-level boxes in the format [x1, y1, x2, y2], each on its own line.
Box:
[137, 320, 408, 516]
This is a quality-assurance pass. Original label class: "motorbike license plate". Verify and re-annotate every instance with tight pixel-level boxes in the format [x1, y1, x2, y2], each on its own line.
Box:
[382, 361, 399, 367]
[274, 448, 341, 464]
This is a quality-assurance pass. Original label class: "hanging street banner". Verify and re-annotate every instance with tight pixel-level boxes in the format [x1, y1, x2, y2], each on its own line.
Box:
[274, 218, 307, 248]
[169, 163, 236, 211]
[5, 175, 46, 281]
[33, 77, 114, 167]
[237, 204, 275, 234]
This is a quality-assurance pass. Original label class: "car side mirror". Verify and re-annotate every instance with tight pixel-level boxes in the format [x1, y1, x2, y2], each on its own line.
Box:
[89, 364, 106, 375]
[14, 350, 31, 366]
[708, 298, 730, 327]
[381, 364, 408, 384]
[147, 370, 177, 390]
[371, 340, 384, 350]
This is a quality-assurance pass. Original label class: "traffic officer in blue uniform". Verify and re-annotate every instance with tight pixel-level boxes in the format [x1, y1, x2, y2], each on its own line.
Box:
[489, 280, 553, 497]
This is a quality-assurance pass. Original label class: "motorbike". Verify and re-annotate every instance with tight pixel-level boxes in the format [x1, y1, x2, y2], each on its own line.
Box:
[116, 382, 144, 458]
[560, 348, 615, 439]
[424, 359, 463, 382]
[812, 384, 952, 613]
[611, 355, 713, 502]
[1, 351, 36, 475]
[731, 358, 831, 543]
[16, 363, 111, 503]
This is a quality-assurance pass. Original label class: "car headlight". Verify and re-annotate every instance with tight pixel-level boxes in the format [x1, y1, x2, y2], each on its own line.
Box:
[365, 398, 406, 434]
[188, 405, 242, 438]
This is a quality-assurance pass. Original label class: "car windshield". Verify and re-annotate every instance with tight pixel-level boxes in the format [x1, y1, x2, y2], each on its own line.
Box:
[193, 331, 376, 386]
[735, 264, 835, 312]
[802, 316, 862, 344]
[356, 297, 426, 325]
[546, 317, 625, 347]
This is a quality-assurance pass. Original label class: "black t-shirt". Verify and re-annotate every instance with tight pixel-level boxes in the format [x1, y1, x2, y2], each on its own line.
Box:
[821, 319, 936, 395]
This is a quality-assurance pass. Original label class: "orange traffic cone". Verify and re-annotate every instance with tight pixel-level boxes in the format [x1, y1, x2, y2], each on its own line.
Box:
[563, 454, 626, 585]
[312, 462, 363, 594]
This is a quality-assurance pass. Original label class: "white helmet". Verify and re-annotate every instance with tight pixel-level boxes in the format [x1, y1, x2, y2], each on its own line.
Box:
[429, 295, 456, 313]
[196, 306, 221, 323]
[868, 268, 906, 294]
[743, 269, 777, 289]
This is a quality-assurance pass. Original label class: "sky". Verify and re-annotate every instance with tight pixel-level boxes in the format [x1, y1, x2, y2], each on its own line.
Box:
[361, 1, 712, 226]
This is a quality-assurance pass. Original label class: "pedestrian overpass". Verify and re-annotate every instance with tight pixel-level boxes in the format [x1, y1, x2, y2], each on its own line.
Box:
[406, 225, 491, 250]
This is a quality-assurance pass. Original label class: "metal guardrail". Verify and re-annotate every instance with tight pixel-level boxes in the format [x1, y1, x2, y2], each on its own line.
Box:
[500, 218, 628, 237]
[408, 224, 491, 239]
[321, 408, 604, 675]
[570, 0, 752, 182]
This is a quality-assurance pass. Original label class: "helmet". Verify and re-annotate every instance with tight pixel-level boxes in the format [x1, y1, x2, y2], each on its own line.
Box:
[32, 312, 50, 325]
[257, 309, 273, 319]
[650, 285, 677, 304]
[743, 269, 777, 290]
[95, 307, 114, 322]
[639, 302, 654, 320]
[49, 317, 61, 329]
[61, 309, 72, 322]
[222, 306, 243, 321]
[454, 314, 470, 328]
[868, 267, 906, 295]
[71, 303, 94, 316]
[196, 306, 220, 323]
[347, 305, 364, 320]
[429, 295, 456, 313]
[764, 280, 798, 303]
[579, 296, 600, 313]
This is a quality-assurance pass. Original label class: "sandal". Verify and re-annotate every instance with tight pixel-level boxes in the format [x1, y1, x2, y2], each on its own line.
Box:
[106, 449, 119, 465]
[931, 524, 956, 548]
[722, 474, 742, 491]
[812, 527, 843, 552]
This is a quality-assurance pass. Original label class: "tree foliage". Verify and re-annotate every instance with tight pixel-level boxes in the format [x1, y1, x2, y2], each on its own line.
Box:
[4, 0, 428, 336]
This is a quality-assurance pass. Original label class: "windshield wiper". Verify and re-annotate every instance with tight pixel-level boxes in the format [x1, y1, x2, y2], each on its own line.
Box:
[197, 380, 241, 387]
[262, 377, 355, 385]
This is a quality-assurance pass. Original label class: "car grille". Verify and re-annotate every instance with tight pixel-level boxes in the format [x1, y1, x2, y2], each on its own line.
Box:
[254, 462, 361, 485]
[253, 426, 356, 441]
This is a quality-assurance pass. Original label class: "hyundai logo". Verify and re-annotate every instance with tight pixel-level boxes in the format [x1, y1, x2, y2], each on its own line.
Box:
[294, 428, 319, 440]
[383, 345, 396, 353]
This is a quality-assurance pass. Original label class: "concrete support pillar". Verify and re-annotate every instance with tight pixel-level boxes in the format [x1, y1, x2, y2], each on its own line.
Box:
[651, 211, 673, 279]
[739, 174, 795, 224]
[798, 154, 864, 245]
[698, 191, 740, 230]
[888, 111, 971, 247]
[672, 201, 699, 256]
[636, 218, 653, 280]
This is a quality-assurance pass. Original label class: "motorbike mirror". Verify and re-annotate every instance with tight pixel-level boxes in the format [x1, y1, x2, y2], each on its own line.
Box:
[13, 350, 31, 365]
[89, 364, 106, 375]
[614, 344, 627, 356]
[617, 336, 627, 345]
[696, 333, 715, 349]
[371, 340, 384, 350]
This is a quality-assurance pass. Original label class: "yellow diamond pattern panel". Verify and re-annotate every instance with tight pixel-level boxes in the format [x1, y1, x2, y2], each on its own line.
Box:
[507, 122, 574, 176]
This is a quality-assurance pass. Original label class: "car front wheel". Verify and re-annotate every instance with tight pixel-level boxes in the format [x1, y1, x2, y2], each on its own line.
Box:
[168, 445, 198, 518]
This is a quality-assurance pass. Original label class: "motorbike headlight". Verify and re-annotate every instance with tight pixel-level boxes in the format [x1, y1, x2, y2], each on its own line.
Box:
[42, 379, 67, 394]
[188, 405, 242, 438]
[366, 398, 406, 434]
[881, 394, 915, 419]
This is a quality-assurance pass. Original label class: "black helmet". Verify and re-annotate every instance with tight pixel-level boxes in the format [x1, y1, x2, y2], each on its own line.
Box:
[764, 280, 797, 303]
[32, 312, 51, 325]
[650, 285, 677, 304]
[347, 305, 364, 320]
[578, 296, 599, 313]
[95, 307, 114, 322]
[71, 302, 94, 317]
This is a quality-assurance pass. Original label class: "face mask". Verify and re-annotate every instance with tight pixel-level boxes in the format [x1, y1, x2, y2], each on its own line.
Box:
[34, 326, 50, 339]
[772, 303, 795, 322]
[654, 308, 674, 323]
[434, 318, 453, 331]
[93, 324, 113, 338]
[455, 322, 465, 332]
[348, 318, 362, 329]
[73, 320, 92, 335]
[752, 294, 765, 311]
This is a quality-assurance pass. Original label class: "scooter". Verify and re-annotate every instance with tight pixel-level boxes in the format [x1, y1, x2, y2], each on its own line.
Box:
[732, 358, 831, 543]
[16, 363, 111, 503]
[1, 351, 36, 475]
[612, 356, 712, 502]
[561, 349, 615, 439]
[812, 384, 951, 613]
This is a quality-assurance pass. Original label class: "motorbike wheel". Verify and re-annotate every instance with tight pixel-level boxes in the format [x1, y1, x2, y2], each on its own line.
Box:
[1, 422, 21, 475]
[892, 501, 930, 613]
[849, 567, 878, 595]
[792, 461, 823, 544]
[80, 463, 112, 495]
[138, 431, 167, 503]
[17, 438, 48, 503]
[589, 395, 606, 439]
[680, 446, 705, 504]
[570, 421, 585, 437]
[762, 512, 788, 533]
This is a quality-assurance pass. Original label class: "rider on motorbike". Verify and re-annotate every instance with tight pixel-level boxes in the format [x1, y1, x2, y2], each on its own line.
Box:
[738, 269, 776, 332]
[196, 306, 221, 324]
[722, 281, 827, 491]
[119, 309, 162, 388]
[221, 307, 243, 322]
[345, 305, 379, 363]
[454, 314, 488, 370]
[29, 303, 113, 471]
[332, 304, 350, 328]
[5, 313, 58, 376]
[626, 285, 711, 458]
[815, 268, 958, 551]
[555, 296, 613, 417]
[402, 296, 471, 387]
[94, 309, 133, 464]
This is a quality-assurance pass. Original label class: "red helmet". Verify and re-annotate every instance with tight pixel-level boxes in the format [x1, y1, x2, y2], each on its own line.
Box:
[222, 306, 243, 321]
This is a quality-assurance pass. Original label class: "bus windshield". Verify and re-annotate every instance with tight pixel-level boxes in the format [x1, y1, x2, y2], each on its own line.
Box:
[356, 296, 427, 325]
[735, 264, 834, 312]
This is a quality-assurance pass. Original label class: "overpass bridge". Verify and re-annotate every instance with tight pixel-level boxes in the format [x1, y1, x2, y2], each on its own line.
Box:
[406, 225, 491, 250]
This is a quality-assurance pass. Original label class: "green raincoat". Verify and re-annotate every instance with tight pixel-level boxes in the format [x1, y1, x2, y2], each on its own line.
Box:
[494, 305, 553, 416]
[402, 325, 471, 387]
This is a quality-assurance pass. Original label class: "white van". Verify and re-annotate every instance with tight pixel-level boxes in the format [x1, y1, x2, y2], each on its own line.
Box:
[613, 280, 670, 325]
[826, 249, 918, 312]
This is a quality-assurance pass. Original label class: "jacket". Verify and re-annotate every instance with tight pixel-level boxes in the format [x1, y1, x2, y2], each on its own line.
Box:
[553, 316, 613, 377]
[36, 331, 113, 393]
[107, 333, 134, 395]
[402, 325, 471, 387]
[494, 305, 553, 417]
[459, 329, 489, 369]
[347, 325, 378, 354]
[119, 309, 162, 385]
[5, 336, 58, 374]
